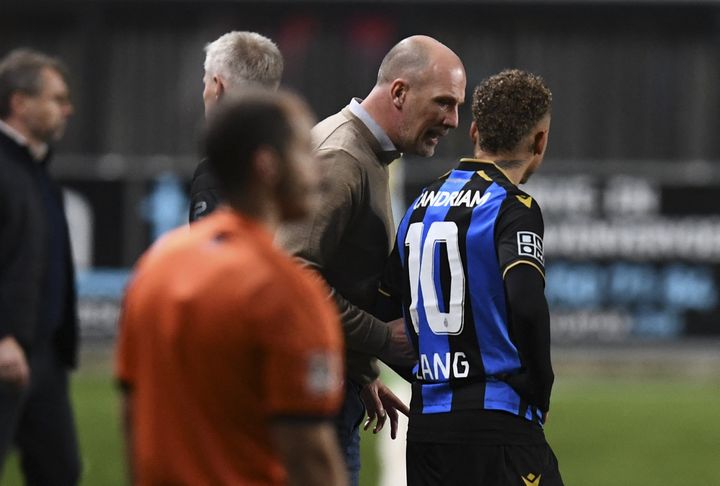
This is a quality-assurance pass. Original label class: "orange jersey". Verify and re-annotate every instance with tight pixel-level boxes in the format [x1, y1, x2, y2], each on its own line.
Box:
[116, 209, 344, 486]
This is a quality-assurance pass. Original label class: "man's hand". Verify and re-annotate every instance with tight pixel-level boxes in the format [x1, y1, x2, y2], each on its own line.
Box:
[377, 318, 416, 367]
[0, 336, 29, 387]
[500, 372, 550, 415]
[360, 378, 409, 439]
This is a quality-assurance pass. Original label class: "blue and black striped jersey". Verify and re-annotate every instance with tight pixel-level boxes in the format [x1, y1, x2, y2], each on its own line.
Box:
[382, 158, 546, 425]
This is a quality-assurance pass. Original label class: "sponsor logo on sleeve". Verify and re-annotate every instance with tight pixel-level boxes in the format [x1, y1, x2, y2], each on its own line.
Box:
[192, 201, 208, 220]
[517, 231, 544, 264]
[306, 351, 341, 396]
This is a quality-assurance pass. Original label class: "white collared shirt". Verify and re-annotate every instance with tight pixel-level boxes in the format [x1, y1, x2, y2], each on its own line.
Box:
[0, 119, 48, 161]
[348, 98, 397, 153]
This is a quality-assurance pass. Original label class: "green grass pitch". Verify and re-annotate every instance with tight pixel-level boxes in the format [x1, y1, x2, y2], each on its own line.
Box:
[2, 357, 718, 485]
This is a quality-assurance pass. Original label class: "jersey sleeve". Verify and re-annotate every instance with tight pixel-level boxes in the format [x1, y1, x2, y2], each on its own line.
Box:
[495, 195, 545, 279]
[188, 160, 223, 223]
[504, 264, 554, 412]
[256, 270, 344, 419]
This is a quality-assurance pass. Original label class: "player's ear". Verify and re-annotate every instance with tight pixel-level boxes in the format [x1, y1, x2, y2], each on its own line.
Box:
[532, 115, 551, 155]
[532, 128, 548, 156]
[252, 146, 281, 187]
[469, 120, 479, 146]
[390, 79, 408, 108]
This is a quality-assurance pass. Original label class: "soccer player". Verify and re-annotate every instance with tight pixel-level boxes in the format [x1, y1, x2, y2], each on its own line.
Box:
[116, 90, 347, 486]
[381, 69, 563, 485]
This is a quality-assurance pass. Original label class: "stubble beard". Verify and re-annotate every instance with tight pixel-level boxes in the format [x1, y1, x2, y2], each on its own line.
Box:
[399, 122, 436, 157]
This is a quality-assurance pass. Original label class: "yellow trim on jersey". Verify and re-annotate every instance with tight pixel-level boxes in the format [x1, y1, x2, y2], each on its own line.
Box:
[477, 170, 493, 181]
[516, 195, 533, 208]
[459, 158, 513, 183]
[503, 260, 545, 280]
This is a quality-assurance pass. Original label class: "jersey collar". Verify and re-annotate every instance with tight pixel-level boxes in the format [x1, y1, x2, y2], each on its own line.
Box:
[456, 158, 514, 184]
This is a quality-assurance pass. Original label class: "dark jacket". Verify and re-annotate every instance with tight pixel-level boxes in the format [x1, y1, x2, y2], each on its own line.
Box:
[0, 130, 79, 367]
[188, 159, 222, 223]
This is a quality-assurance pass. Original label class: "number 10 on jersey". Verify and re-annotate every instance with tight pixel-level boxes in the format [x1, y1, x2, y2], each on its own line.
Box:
[405, 221, 466, 336]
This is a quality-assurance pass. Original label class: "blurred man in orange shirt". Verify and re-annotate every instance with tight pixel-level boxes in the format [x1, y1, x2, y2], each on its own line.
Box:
[116, 90, 347, 486]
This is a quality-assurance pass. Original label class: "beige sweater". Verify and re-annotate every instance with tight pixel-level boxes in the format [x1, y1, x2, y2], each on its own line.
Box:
[277, 107, 400, 385]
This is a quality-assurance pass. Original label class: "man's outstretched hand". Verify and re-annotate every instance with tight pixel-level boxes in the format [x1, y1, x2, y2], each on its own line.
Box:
[360, 378, 409, 439]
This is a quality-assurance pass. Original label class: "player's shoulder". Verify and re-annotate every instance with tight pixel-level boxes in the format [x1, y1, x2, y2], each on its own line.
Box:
[415, 170, 456, 197]
[404, 175, 452, 215]
[232, 234, 324, 301]
[132, 224, 193, 272]
[132, 213, 275, 293]
[122, 224, 197, 306]
[251, 256, 342, 345]
[264, 255, 332, 309]
[500, 184, 543, 214]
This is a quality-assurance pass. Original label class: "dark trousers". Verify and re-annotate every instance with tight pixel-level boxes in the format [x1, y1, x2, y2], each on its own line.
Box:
[334, 380, 365, 486]
[0, 344, 81, 486]
[407, 441, 563, 486]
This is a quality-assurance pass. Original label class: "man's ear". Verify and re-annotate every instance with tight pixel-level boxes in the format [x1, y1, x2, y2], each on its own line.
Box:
[213, 75, 225, 101]
[9, 91, 29, 116]
[252, 146, 281, 187]
[469, 120, 479, 146]
[390, 79, 408, 109]
[533, 129, 548, 156]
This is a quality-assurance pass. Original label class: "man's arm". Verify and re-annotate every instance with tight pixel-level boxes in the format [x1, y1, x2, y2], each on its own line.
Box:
[119, 384, 136, 485]
[276, 148, 412, 435]
[332, 288, 415, 365]
[188, 160, 223, 223]
[0, 193, 30, 387]
[503, 264, 554, 412]
[375, 243, 418, 382]
[277, 148, 414, 369]
[294, 263, 414, 387]
[270, 421, 348, 486]
[495, 197, 553, 412]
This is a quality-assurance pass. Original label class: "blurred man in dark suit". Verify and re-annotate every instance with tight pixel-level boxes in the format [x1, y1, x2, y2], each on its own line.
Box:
[0, 48, 81, 485]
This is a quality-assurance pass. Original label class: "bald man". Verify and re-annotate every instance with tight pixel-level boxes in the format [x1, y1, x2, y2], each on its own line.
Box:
[277, 35, 466, 484]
